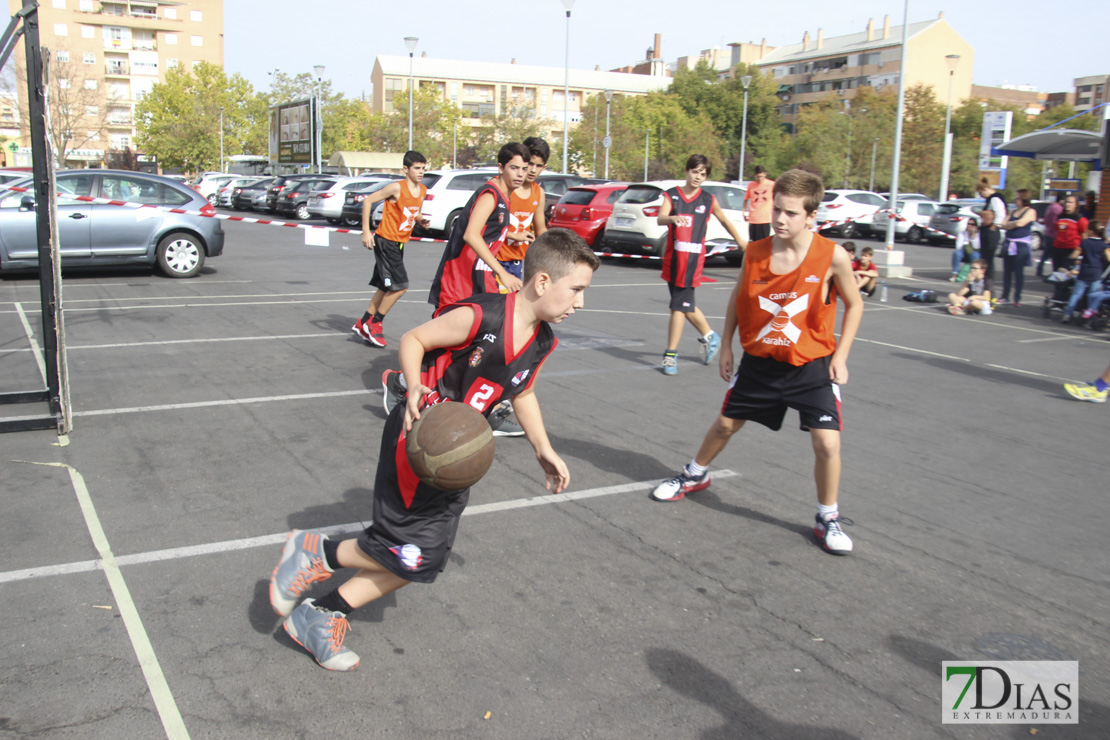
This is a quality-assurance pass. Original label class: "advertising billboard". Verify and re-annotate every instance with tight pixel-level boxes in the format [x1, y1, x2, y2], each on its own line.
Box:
[270, 98, 317, 166]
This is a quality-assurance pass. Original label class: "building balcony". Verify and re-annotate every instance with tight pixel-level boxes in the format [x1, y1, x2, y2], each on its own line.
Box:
[105, 62, 129, 76]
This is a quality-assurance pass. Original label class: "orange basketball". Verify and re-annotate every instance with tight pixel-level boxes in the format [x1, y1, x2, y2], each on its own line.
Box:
[406, 402, 496, 491]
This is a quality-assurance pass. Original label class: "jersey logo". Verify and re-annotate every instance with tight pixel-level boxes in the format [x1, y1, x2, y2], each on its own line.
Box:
[469, 347, 484, 367]
[511, 369, 531, 386]
[695, 205, 707, 214]
[675, 240, 702, 254]
[510, 211, 535, 231]
[389, 544, 424, 571]
[399, 206, 421, 233]
[756, 293, 809, 345]
[481, 333, 497, 343]
[805, 274, 820, 283]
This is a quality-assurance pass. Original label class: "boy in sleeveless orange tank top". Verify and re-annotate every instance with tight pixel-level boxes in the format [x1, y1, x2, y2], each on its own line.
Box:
[651, 170, 864, 556]
[353, 151, 430, 348]
[500, 137, 550, 288]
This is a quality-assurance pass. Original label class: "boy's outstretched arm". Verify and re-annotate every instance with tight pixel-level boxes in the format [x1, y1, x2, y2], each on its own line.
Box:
[712, 199, 748, 250]
[397, 305, 477, 430]
[360, 181, 401, 248]
[718, 265, 745, 382]
[510, 386, 570, 494]
[828, 245, 863, 385]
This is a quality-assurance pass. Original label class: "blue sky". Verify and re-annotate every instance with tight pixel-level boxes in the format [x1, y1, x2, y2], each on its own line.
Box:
[226, 1, 1107, 101]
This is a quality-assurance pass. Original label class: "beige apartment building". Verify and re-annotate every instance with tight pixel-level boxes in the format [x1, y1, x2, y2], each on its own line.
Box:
[5, 0, 223, 168]
[370, 54, 667, 142]
[1073, 74, 1109, 113]
[753, 13, 973, 130]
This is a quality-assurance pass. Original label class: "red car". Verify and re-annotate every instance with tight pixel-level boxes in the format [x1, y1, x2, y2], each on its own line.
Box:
[547, 183, 627, 247]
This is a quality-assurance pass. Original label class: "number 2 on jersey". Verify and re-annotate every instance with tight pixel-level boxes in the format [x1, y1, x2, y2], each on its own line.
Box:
[464, 378, 504, 413]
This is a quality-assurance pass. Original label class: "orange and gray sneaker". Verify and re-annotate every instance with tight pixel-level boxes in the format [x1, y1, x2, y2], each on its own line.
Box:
[284, 598, 360, 671]
[270, 530, 333, 617]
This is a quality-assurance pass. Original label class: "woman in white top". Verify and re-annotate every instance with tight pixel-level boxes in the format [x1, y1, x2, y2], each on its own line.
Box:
[950, 219, 981, 281]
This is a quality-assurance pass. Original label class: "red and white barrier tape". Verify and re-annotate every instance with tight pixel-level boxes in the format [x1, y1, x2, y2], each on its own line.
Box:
[0, 183, 449, 242]
[596, 242, 742, 261]
[816, 208, 956, 240]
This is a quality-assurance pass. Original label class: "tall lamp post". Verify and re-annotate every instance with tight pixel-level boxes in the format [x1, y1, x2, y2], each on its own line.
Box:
[218, 106, 224, 172]
[869, 137, 879, 192]
[560, 0, 575, 173]
[404, 36, 419, 151]
[841, 100, 853, 188]
[938, 53, 960, 201]
[738, 74, 752, 182]
[603, 89, 613, 179]
[313, 65, 325, 174]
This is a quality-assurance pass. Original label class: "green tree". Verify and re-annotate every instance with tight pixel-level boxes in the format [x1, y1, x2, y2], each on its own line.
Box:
[382, 86, 465, 167]
[136, 62, 265, 171]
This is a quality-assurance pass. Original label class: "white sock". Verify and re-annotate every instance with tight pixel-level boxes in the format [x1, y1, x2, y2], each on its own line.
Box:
[703, 331, 715, 341]
[818, 503, 838, 520]
[686, 460, 707, 477]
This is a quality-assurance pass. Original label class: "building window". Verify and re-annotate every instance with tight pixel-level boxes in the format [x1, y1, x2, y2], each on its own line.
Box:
[164, 8, 176, 19]
[52, 0, 65, 8]
[83, 52, 95, 64]
[190, 10, 202, 21]
[165, 33, 177, 45]
[191, 60, 201, 70]
[59, 79, 71, 89]
[81, 25, 94, 38]
[85, 79, 97, 90]
[87, 130, 98, 141]
[86, 105, 98, 116]
[79, 0, 92, 10]
[56, 50, 70, 63]
[191, 35, 203, 47]
[54, 23, 68, 36]
[166, 58, 178, 69]
[111, 135, 130, 150]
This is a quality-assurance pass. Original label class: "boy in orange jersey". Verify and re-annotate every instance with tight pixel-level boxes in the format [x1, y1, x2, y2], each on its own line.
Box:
[499, 136, 550, 286]
[652, 169, 864, 556]
[353, 150, 430, 347]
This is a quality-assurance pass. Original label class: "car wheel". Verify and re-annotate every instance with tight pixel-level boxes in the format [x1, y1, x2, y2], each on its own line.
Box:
[295, 203, 310, 220]
[157, 233, 205, 278]
[206, 193, 217, 206]
[443, 209, 464, 238]
[342, 216, 361, 227]
[590, 228, 605, 249]
[905, 226, 923, 244]
[841, 222, 857, 238]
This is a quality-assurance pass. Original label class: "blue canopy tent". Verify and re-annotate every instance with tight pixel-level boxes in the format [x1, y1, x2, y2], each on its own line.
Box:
[992, 129, 1102, 166]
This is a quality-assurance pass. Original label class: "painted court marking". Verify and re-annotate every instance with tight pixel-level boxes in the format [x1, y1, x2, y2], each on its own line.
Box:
[0, 471, 740, 587]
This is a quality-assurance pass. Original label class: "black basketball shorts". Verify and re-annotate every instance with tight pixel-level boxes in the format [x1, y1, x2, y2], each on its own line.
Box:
[720, 353, 842, 432]
[370, 234, 409, 292]
[667, 282, 697, 312]
[357, 403, 469, 583]
[748, 223, 771, 242]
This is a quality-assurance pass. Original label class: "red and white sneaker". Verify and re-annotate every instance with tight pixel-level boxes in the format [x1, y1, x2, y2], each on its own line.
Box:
[366, 320, 387, 348]
[651, 467, 710, 502]
[814, 512, 853, 555]
[351, 320, 372, 342]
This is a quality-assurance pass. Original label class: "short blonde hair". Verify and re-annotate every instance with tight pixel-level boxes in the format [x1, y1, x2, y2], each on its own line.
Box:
[773, 169, 825, 214]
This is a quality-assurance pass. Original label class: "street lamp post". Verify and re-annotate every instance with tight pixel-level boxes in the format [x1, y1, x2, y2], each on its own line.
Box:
[560, 0, 575, 174]
[313, 65, 325, 174]
[738, 75, 752, 182]
[883, 0, 910, 251]
[841, 100, 853, 188]
[869, 137, 879, 192]
[644, 129, 649, 181]
[453, 118, 457, 169]
[938, 54, 960, 202]
[603, 89, 613, 179]
[218, 106, 224, 172]
[404, 37, 419, 151]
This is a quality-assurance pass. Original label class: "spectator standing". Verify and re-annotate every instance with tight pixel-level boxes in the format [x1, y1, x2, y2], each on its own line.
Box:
[1052, 194, 1088, 272]
[1081, 190, 1098, 220]
[976, 179, 1007, 279]
[950, 219, 981, 281]
[1036, 196, 1063, 277]
[998, 189, 1037, 306]
[743, 166, 775, 242]
[1063, 221, 1110, 323]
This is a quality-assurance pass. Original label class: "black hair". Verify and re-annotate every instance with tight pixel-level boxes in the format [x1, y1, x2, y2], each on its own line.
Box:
[685, 154, 711, 176]
[403, 150, 427, 168]
[498, 142, 531, 166]
[523, 136, 550, 164]
[754, 165, 767, 175]
[841, 241, 856, 253]
[523, 228, 600, 283]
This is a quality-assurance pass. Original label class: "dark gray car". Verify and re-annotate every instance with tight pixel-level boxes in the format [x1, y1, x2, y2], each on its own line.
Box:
[0, 169, 225, 278]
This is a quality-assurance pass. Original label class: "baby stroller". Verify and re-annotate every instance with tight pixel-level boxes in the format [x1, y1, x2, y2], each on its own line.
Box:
[1042, 271, 1075, 318]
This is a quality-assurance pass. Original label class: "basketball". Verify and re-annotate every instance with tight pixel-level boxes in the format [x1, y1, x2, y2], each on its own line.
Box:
[406, 402, 496, 491]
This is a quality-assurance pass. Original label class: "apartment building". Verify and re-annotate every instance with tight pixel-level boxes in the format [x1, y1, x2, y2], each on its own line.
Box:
[5, 0, 223, 168]
[754, 12, 973, 130]
[971, 84, 1047, 119]
[371, 54, 668, 141]
[1073, 74, 1109, 113]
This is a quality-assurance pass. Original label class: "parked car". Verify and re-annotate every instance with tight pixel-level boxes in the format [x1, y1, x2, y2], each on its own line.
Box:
[0, 169, 224, 278]
[535, 173, 603, 221]
[0, 170, 31, 185]
[599, 180, 749, 264]
[417, 169, 498, 236]
[265, 174, 321, 211]
[232, 177, 275, 210]
[548, 183, 628, 247]
[926, 197, 1045, 249]
[880, 192, 931, 201]
[865, 199, 940, 243]
[274, 177, 337, 220]
[815, 189, 888, 238]
[191, 172, 234, 205]
[216, 176, 264, 208]
[308, 175, 402, 226]
[339, 180, 394, 231]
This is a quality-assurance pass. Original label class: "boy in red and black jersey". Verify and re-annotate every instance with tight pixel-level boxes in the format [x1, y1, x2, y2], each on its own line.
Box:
[269, 229, 600, 671]
[428, 142, 531, 309]
[657, 154, 746, 376]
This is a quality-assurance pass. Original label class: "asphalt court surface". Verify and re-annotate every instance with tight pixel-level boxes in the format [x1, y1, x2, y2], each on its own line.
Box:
[1, 221, 1108, 738]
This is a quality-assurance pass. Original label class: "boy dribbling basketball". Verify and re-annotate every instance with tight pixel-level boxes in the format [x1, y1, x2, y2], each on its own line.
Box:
[269, 229, 600, 670]
[651, 170, 864, 556]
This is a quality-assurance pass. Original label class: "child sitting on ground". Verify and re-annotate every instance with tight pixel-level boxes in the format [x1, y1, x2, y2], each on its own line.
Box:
[947, 259, 993, 315]
[852, 246, 879, 296]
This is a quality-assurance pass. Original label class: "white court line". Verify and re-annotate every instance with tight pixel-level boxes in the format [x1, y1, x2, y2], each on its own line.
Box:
[854, 336, 1081, 382]
[18, 462, 189, 739]
[0, 471, 740, 586]
[14, 303, 48, 386]
[73, 389, 373, 418]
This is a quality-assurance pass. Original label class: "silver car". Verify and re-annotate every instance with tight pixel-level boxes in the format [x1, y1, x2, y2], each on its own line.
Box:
[0, 169, 224, 278]
[927, 198, 1045, 249]
[815, 189, 888, 238]
[216, 176, 264, 208]
[867, 199, 940, 243]
[307, 176, 399, 225]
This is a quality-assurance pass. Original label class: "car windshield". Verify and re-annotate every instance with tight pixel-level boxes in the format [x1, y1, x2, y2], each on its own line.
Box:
[936, 204, 963, 215]
[821, 193, 839, 203]
[617, 186, 662, 205]
[559, 189, 596, 206]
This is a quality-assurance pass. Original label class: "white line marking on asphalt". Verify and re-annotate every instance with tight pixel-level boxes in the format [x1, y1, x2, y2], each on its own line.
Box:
[14, 302, 48, 386]
[17, 462, 189, 739]
[1016, 335, 1091, 344]
[0, 472, 740, 586]
[72, 389, 373, 417]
